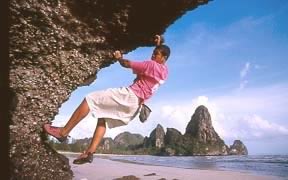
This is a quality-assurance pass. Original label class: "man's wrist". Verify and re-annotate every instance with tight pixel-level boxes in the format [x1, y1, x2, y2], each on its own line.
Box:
[113, 50, 123, 60]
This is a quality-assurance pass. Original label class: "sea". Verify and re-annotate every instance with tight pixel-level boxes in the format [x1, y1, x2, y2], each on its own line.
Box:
[105, 154, 288, 179]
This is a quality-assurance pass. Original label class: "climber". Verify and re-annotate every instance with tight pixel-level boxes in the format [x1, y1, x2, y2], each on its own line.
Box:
[43, 34, 171, 164]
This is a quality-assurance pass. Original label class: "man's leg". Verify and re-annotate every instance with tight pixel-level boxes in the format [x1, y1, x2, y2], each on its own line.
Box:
[86, 118, 106, 153]
[73, 118, 106, 164]
[60, 99, 90, 137]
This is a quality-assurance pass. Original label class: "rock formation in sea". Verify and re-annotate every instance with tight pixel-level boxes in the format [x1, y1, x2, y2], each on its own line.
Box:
[228, 140, 248, 155]
[164, 105, 249, 156]
[163, 128, 184, 155]
[165, 128, 183, 146]
[98, 137, 115, 152]
[144, 124, 166, 149]
[114, 132, 144, 148]
[183, 105, 229, 155]
[9, 0, 211, 178]
[186, 105, 220, 143]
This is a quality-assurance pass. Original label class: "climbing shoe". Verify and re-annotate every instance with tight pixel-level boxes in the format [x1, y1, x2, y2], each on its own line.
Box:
[43, 124, 68, 143]
[73, 152, 93, 164]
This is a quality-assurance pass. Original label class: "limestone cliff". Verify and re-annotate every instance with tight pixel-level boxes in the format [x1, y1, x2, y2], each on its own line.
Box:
[184, 105, 228, 155]
[114, 131, 144, 147]
[165, 128, 183, 146]
[185, 105, 220, 143]
[228, 140, 248, 155]
[144, 124, 166, 148]
[99, 137, 115, 152]
[9, 0, 210, 178]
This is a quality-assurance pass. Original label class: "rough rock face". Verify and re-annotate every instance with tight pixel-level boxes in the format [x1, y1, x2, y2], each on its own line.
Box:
[9, 0, 211, 178]
[228, 140, 248, 155]
[99, 137, 115, 151]
[114, 132, 144, 147]
[184, 105, 228, 155]
[163, 128, 183, 155]
[165, 128, 183, 146]
[145, 124, 165, 148]
[185, 105, 220, 143]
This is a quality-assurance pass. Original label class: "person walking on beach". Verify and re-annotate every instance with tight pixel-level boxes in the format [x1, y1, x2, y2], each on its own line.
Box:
[43, 35, 171, 164]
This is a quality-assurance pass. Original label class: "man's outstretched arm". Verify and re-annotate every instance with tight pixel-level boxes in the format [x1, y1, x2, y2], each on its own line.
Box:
[113, 50, 131, 68]
[118, 58, 131, 68]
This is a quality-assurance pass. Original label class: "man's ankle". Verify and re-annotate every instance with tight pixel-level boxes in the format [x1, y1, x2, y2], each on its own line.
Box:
[59, 128, 67, 137]
[86, 149, 95, 154]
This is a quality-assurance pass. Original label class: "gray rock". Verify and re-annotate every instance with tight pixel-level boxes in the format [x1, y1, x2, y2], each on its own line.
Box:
[100, 138, 115, 151]
[185, 105, 220, 143]
[114, 132, 144, 147]
[228, 140, 248, 155]
[145, 124, 166, 148]
[184, 105, 228, 155]
[165, 128, 183, 146]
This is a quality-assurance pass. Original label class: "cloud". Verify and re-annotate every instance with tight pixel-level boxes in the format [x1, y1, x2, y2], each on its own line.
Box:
[157, 96, 288, 142]
[239, 80, 248, 90]
[240, 62, 251, 79]
[244, 115, 288, 136]
[207, 86, 288, 141]
[239, 62, 251, 90]
[238, 62, 265, 90]
[150, 84, 288, 143]
[215, 113, 288, 141]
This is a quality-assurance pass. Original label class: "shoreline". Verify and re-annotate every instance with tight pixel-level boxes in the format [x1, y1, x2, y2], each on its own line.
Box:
[61, 152, 283, 180]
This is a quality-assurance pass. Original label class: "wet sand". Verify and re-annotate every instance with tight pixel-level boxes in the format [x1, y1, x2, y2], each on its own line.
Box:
[63, 153, 282, 180]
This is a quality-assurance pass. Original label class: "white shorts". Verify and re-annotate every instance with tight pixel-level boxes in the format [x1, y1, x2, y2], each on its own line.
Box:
[85, 87, 140, 128]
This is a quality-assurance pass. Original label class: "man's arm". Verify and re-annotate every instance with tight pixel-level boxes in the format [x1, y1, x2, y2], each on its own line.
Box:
[113, 34, 162, 68]
[113, 50, 131, 68]
[118, 58, 131, 68]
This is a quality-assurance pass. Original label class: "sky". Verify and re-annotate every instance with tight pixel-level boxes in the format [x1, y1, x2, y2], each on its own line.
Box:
[53, 0, 288, 155]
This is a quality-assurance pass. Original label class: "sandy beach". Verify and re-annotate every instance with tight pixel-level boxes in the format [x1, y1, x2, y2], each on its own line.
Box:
[63, 153, 282, 180]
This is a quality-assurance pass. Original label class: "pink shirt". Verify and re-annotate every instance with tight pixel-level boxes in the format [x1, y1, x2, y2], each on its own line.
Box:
[129, 60, 168, 102]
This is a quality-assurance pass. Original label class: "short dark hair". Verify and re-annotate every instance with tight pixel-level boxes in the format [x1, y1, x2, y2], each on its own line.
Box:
[155, 45, 171, 61]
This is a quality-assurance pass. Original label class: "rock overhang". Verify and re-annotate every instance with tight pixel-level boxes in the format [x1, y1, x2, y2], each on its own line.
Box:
[9, 0, 211, 179]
